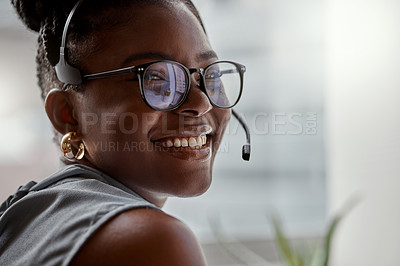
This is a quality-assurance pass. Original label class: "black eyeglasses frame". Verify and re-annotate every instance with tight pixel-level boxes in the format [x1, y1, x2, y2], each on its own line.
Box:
[83, 60, 246, 112]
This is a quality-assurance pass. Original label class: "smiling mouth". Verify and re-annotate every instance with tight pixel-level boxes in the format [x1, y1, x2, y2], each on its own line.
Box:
[152, 133, 212, 161]
[160, 135, 208, 149]
[151, 125, 213, 150]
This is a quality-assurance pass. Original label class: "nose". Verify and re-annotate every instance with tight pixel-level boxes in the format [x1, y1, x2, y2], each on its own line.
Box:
[172, 74, 212, 117]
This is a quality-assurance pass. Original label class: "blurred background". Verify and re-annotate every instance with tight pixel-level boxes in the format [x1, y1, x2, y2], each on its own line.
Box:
[0, 0, 399, 265]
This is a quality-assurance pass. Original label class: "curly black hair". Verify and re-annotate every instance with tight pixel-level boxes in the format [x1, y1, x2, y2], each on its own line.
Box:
[11, 0, 206, 100]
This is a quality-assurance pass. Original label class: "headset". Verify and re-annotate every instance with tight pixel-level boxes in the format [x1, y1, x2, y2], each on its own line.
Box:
[54, 0, 251, 161]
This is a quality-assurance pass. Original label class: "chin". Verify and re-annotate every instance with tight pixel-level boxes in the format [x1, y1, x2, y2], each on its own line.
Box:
[173, 171, 212, 198]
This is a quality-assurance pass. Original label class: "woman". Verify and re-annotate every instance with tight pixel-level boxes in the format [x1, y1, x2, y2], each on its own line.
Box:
[0, 0, 246, 265]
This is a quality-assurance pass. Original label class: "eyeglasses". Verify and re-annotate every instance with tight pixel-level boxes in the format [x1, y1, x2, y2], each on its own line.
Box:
[83, 60, 246, 111]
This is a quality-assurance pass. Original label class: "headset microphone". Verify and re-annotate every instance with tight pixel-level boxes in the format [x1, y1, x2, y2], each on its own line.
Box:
[232, 109, 251, 161]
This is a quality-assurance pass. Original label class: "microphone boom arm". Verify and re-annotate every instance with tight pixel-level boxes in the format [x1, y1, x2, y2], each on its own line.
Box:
[232, 109, 251, 161]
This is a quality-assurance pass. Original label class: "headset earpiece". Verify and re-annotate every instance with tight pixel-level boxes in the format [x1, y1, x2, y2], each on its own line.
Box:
[55, 47, 82, 85]
[54, 0, 84, 86]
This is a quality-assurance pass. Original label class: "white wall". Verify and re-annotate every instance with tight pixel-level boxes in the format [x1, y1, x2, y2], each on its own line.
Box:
[326, 0, 400, 265]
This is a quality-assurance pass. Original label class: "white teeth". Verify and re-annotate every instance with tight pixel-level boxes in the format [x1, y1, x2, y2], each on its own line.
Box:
[174, 138, 181, 147]
[181, 138, 188, 147]
[161, 136, 208, 149]
[196, 136, 202, 148]
[189, 137, 197, 148]
[166, 140, 173, 147]
[197, 136, 202, 144]
[202, 135, 207, 145]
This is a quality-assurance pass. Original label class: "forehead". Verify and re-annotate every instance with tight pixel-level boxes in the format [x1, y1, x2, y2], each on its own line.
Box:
[83, 3, 212, 71]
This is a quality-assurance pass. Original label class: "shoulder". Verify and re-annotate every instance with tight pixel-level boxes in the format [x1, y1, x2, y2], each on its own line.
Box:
[70, 207, 207, 266]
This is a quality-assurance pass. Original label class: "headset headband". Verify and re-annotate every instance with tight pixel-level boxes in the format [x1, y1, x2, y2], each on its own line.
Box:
[55, 0, 84, 85]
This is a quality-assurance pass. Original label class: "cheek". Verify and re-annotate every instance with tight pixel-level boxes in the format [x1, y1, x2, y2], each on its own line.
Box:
[80, 109, 163, 176]
[115, 112, 159, 139]
[210, 109, 231, 155]
[76, 81, 157, 138]
[76, 101, 162, 161]
[79, 78, 145, 113]
[214, 109, 231, 137]
[81, 111, 160, 145]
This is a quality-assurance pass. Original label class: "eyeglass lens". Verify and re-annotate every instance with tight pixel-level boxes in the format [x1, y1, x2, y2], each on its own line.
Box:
[204, 62, 241, 108]
[142, 61, 241, 110]
[143, 62, 187, 110]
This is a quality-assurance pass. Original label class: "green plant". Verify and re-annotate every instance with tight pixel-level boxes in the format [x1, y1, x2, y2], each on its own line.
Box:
[272, 199, 358, 266]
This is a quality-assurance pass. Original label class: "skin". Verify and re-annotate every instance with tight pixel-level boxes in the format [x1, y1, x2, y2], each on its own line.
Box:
[44, 3, 230, 265]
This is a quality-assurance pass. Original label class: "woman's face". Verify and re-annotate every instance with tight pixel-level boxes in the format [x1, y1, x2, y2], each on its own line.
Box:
[70, 3, 231, 206]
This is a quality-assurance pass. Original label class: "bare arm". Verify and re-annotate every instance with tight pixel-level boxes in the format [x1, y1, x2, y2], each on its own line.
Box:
[70, 208, 207, 266]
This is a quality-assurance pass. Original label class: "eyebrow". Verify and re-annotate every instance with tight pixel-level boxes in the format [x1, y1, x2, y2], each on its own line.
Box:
[196, 50, 218, 61]
[120, 50, 219, 67]
[120, 52, 174, 67]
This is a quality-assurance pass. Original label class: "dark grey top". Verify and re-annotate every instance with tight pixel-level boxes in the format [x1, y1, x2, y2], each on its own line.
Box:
[0, 164, 159, 266]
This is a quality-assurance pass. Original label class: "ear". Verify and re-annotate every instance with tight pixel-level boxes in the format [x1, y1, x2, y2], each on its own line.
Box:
[44, 88, 78, 134]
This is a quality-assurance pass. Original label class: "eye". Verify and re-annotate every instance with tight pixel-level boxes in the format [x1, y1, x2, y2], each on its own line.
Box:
[146, 71, 167, 81]
[149, 74, 162, 80]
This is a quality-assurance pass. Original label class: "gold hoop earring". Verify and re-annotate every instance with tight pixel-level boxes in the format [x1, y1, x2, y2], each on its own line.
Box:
[61, 132, 85, 161]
